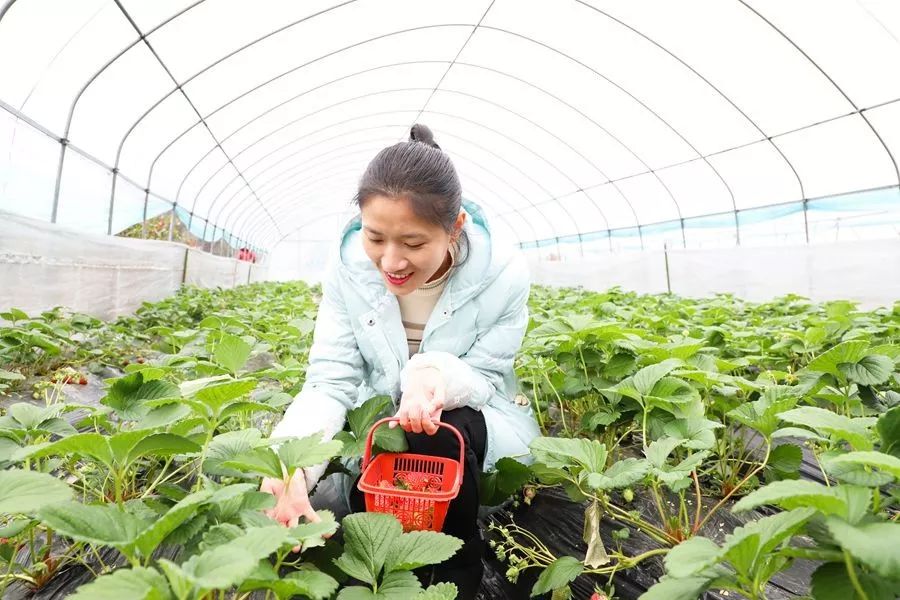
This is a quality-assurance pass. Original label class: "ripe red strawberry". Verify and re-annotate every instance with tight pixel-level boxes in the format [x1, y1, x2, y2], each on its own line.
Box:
[403, 473, 423, 491]
[79, 377, 88, 385]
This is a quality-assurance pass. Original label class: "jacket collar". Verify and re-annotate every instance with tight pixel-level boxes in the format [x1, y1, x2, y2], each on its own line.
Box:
[337, 199, 513, 310]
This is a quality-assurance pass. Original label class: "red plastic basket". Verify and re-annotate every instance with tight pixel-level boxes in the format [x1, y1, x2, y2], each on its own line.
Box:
[357, 417, 464, 532]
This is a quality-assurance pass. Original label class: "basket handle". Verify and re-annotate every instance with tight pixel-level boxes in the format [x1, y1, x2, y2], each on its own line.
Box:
[362, 417, 466, 486]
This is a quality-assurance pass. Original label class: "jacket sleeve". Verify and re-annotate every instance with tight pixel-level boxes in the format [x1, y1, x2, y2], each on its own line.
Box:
[270, 265, 364, 490]
[400, 253, 530, 411]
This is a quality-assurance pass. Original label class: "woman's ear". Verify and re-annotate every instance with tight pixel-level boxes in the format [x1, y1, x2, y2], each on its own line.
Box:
[452, 212, 467, 241]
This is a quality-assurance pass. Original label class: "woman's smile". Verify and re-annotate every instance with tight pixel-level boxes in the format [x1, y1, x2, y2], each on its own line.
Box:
[384, 271, 413, 286]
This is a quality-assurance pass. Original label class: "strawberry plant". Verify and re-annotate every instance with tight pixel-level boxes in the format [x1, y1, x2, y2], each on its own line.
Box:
[2, 279, 898, 598]
[488, 286, 899, 597]
[333, 512, 461, 598]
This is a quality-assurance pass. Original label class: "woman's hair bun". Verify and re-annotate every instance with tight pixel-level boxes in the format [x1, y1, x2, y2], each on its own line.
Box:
[409, 123, 441, 150]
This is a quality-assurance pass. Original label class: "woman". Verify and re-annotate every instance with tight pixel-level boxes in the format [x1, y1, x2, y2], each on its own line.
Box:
[261, 124, 540, 597]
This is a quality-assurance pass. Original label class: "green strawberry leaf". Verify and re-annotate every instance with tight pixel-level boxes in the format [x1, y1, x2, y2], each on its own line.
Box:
[335, 513, 403, 585]
[417, 582, 458, 599]
[241, 568, 339, 600]
[203, 429, 263, 476]
[876, 407, 900, 458]
[132, 490, 212, 558]
[777, 406, 875, 451]
[221, 447, 284, 479]
[38, 502, 148, 548]
[587, 458, 648, 490]
[127, 433, 200, 465]
[529, 437, 607, 473]
[810, 562, 897, 600]
[639, 576, 713, 600]
[531, 555, 583, 597]
[214, 334, 253, 374]
[732, 480, 846, 515]
[838, 354, 893, 386]
[824, 518, 900, 578]
[633, 359, 683, 396]
[807, 341, 869, 380]
[826, 451, 900, 480]
[383, 530, 463, 572]
[663, 536, 721, 578]
[0, 469, 72, 514]
[765, 443, 803, 482]
[69, 566, 173, 600]
[277, 432, 344, 472]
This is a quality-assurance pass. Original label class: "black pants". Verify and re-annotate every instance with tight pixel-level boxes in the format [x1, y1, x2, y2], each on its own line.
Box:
[349, 406, 488, 599]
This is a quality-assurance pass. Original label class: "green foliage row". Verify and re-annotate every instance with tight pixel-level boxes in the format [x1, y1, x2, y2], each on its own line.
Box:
[3, 283, 899, 599]
[485, 287, 899, 599]
[1, 283, 456, 599]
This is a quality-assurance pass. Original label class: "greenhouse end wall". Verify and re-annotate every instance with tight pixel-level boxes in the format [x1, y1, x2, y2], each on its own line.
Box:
[527, 238, 900, 310]
[0, 211, 267, 320]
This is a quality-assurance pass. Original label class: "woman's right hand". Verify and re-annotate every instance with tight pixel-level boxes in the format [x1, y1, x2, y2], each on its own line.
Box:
[260, 471, 325, 552]
[392, 365, 445, 435]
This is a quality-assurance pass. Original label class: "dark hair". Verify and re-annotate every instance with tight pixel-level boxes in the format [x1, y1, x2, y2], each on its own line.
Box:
[354, 124, 464, 239]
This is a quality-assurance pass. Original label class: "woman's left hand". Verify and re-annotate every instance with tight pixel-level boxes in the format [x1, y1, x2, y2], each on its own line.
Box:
[392, 366, 445, 435]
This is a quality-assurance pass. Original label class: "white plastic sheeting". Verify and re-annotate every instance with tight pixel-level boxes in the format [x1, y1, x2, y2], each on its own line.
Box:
[0, 211, 266, 319]
[528, 239, 900, 310]
[183, 248, 248, 289]
[267, 239, 332, 284]
[527, 251, 670, 296]
[1, 0, 898, 255]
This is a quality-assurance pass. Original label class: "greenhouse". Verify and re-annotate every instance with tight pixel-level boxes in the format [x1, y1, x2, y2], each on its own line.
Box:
[0, 1, 898, 599]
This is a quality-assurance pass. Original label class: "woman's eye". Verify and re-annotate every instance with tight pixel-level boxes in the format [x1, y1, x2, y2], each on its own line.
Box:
[368, 238, 384, 244]
[405, 243, 424, 249]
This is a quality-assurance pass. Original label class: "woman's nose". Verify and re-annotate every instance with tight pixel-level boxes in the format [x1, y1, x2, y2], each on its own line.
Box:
[382, 246, 408, 271]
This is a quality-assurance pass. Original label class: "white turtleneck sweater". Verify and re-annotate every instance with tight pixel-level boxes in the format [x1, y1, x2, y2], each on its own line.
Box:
[396, 243, 456, 357]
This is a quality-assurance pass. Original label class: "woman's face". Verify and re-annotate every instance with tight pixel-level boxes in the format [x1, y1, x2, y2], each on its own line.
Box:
[360, 194, 464, 295]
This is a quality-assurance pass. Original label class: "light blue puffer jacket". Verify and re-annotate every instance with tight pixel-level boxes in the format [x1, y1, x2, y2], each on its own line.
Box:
[271, 200, 540, 489]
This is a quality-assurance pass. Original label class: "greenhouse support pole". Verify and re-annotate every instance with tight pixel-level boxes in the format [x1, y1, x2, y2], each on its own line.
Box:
[663, 241, 672, 294]
[181, 247, 189, 285]
[107, 169, 118, 235]
[802, 198, 810, 243]
[140, 191, 150, 239]
[734, 210, 741, 246]
[680, 218, 686, 248]
[50, 140, 68, 224]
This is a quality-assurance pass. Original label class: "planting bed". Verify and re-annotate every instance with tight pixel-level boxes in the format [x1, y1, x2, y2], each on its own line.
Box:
[1, 283, 898, 599]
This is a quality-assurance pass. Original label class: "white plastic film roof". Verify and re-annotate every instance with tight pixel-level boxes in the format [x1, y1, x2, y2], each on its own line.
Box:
[1, 0, 899, 254]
